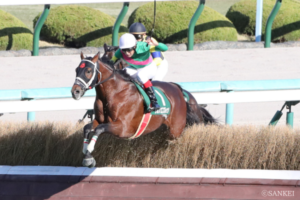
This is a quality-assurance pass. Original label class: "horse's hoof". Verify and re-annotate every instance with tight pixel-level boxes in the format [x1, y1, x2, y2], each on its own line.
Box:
[82, 157, 96, 168]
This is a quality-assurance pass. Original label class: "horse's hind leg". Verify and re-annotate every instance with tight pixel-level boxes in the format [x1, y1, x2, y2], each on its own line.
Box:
[169, 123, 185, 139]
[168, 98, 187, 139]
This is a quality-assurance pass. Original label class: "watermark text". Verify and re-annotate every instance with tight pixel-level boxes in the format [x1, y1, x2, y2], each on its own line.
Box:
[261, 190, 294, 197]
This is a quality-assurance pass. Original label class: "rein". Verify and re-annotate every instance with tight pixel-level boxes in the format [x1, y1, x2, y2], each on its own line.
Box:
[94, 67, 114, 86]
[94, 59, 115, 86]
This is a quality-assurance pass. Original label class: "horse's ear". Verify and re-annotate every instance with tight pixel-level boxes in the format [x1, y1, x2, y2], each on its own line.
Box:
[104, 43, 108, 52]
[114, 46, 119, 51]
[80, 52, 84, 60]
[91, 52, 100, 63]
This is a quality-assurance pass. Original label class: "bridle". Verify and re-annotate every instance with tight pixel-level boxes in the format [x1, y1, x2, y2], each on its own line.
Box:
[75, 59, 115, 91]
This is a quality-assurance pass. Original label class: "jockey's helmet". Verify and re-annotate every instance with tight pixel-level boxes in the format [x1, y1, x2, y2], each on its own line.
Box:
[129, 23, 146, 40]
[129, 22, 146, 34]
[119, 33, 137, 49]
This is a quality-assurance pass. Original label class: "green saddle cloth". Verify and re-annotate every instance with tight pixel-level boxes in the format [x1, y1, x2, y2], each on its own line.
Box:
[133, 83, 189, 115]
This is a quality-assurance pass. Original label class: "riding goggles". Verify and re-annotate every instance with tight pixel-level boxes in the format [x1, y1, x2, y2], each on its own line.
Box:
[121, 47, 135, 53]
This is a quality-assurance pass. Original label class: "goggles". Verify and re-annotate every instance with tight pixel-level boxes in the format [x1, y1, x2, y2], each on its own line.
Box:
[121, 47, 135, 53]
[133, 34, 143, 40]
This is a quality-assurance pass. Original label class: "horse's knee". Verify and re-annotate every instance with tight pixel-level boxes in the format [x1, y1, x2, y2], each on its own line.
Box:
[94, 126, 105, 137]
[83, 123, 93, 138]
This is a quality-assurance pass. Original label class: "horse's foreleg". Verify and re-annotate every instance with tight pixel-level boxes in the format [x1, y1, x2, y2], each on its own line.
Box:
[82, 123, 92, 154]
[82, 120, 99, 154]
[86, 123, 122, 153]
[86, 125, 106, 154]
[83, 123, 122, 167]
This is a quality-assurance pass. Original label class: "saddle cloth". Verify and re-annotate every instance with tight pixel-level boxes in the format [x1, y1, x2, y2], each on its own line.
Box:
[128, 83, 190, 140]
[133, 82, 190, 115]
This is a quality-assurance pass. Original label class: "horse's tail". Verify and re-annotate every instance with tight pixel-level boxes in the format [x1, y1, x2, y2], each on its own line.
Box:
[199, 106, 216, 124]
[171, 82, 200, 126]
[186, 101, 201, 126]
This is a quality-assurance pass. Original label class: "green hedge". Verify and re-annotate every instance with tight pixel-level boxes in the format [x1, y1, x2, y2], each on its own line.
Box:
[128, 1, 237, 44]
[33, 5, 128, 47]
[0, 9, 33, 51]
[226, 0, 300, 41]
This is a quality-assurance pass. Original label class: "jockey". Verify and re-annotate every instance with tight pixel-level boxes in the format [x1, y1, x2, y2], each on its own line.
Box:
[110, 33, 168, 112]
[129, 22, 168, 81]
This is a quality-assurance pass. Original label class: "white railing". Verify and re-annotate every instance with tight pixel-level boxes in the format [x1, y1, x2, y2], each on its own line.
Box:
[1, 90, 300, 113]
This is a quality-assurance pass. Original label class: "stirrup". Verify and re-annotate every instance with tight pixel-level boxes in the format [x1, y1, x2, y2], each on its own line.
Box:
[147, 102, 160, 112]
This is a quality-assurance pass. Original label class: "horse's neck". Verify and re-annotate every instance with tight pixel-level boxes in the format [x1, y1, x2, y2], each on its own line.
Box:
[95, 61, 128, 101]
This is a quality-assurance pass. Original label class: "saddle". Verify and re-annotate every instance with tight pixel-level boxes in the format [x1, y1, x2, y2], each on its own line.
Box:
[132, 80, 190, 115]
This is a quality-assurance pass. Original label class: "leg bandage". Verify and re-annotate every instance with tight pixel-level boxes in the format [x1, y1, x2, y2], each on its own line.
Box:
[87, 135, 98, 153]
[82, 138, 89, 154]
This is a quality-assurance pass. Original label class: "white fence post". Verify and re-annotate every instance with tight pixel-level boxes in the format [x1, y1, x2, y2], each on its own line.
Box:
[255, 0, 263, 42]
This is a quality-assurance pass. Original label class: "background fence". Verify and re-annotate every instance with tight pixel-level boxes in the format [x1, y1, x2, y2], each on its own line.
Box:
[1, 79, 299, 126]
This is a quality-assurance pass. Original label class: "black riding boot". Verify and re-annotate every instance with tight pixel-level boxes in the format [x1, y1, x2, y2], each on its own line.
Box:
[144, 86, 160, 112]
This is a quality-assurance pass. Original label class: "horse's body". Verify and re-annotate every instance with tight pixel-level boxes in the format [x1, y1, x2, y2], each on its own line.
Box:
[101, 44, 214, 124]
[71, 52, 215, 167]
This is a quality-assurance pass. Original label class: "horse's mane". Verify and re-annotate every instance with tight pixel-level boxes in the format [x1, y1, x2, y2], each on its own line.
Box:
[98, 57, 137, 83]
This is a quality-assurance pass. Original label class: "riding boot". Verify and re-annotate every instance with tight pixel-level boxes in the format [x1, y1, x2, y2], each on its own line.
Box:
[144, 86, 160, 112]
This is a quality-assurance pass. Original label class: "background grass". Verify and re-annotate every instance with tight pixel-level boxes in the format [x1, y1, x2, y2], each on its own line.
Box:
[0, 9, 33, 50]
[226, 0, 300, 42]
[32, 5, 128, 47]
[0, 0, 241, 33]
[128, 1, 237, 43]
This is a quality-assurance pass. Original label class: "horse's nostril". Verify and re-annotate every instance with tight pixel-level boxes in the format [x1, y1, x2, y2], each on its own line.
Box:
[75, 90, 80, 94]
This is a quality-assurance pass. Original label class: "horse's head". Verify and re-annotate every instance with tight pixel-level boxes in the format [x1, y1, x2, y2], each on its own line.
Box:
[71, 52, 100, 100]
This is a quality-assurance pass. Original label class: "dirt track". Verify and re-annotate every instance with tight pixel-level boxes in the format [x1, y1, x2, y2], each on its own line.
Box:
[1, 47, 300, 126]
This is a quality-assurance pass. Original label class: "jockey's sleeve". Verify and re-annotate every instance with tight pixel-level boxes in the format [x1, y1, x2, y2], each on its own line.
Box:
[111, 49, 122, 62]
[111, 56, 118, 63]
[150, 43, 168, 52]
[153, 57, 162, 66]
[147, 37, 164, 66]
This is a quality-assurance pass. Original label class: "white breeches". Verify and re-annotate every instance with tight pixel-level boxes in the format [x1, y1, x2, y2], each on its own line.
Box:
[152, 59, 168, 81]
[125, 62, 158, 84]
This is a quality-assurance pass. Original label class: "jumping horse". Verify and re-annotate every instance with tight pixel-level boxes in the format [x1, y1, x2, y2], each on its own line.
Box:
[101, 44, 213, 122]
[71, 52, 215, 167]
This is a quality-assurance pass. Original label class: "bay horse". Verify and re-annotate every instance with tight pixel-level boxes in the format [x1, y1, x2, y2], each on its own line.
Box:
[101, 44, 213, 123]
[71, 52, 215, 167]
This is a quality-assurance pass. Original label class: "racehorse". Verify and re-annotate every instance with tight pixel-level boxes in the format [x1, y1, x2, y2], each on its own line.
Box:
[71, 52, 215, 167]
[101, 44, 213, 123]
